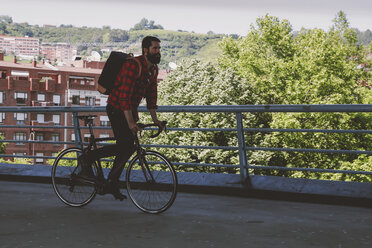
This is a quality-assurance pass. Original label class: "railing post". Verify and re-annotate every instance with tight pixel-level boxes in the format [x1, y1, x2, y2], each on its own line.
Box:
[236, 112, 249, 182]
[72, 112, 83, 149]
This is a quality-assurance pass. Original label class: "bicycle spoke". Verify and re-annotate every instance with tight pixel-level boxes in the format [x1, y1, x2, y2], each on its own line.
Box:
[51, 148, 97, 207]
[126, 151, 177, 214]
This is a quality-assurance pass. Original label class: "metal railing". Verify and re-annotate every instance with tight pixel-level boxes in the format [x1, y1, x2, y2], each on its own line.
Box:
[0, 104, 371, 183]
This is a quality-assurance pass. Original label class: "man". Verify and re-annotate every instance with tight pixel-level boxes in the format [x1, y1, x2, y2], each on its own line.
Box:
[80, 36, 164, 200]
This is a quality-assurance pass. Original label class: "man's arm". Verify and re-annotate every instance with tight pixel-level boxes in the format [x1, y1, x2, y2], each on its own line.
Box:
[149, 109, 163, 126]
[124, 110, 141, 133]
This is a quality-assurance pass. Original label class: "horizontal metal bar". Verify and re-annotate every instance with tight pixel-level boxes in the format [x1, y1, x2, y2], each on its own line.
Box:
[1, 104, 371, 113]
[1, 125, 370, 134]
[245, 146, 372, 155]
[0, 154, 56, 159]
[141, 144, 239, 150]
[172, 162, 240, 168]
[163, 127, 372, 134]
[247, 164, 372, 175]
[244, 128, 372, 134]
[0, 140, 75, 145]
[165, 127, 237, 132]
[0, 125, 74, 129]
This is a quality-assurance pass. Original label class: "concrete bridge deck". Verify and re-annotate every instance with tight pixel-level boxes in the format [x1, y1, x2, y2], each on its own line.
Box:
[0, 180, 371, 248]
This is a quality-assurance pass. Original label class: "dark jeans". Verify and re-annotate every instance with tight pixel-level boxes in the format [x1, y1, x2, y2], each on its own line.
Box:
[87, 104, 135, 182]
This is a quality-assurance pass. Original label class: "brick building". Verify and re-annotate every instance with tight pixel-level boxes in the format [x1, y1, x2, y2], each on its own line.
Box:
[0, 52, 169, 164]
[0, 54, 109, 164]
[40, 42, 77, 62]
[0, 35, 39, 57]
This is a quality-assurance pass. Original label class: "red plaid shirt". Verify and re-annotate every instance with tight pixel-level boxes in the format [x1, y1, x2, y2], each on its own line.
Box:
[107, 55, 158, 121]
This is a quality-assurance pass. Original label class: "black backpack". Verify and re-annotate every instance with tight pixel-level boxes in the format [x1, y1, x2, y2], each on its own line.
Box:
[98, 51, 142, 95]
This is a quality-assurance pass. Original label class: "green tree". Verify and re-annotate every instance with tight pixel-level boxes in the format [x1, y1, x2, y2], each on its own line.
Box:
[131, 18, 164, 31]
[146, 59, 257, 173]
[0, 15, 13, 24]
[218, 13, 371, 181]
[0, 133, 6, 154]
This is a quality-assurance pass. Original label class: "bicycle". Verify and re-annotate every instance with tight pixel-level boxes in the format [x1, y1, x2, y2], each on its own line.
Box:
[51, 115, 178, 214]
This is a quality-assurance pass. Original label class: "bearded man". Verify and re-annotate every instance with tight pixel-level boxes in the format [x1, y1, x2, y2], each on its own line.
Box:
[79, 36, 164, 200]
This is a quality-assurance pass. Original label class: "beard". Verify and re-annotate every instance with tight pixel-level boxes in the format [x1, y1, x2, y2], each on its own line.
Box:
[146, 52, 161, 65]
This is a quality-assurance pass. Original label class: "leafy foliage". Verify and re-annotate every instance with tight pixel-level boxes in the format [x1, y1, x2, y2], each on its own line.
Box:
[130, 18, 164, 31]
[0, 133, 6, 155]
[152, 12, 371, 181]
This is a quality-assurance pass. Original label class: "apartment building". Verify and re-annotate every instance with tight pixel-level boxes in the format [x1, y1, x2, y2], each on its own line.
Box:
[0, 53, 110, 164]
[40, 42, 77, 62]
[0, 35, 39, 57]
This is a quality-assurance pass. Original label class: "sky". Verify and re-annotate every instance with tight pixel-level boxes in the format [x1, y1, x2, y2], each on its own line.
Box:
[0, 0, 371, 36]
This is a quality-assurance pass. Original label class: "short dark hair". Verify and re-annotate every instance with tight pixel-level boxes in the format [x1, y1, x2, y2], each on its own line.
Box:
[142, 36, 160, 55]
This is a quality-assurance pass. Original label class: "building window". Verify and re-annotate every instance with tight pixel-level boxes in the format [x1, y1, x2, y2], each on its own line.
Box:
[100, 96, 108, 107]
[36, 133, 44, 141]
[13, 152, 26, 158]
[14, 113, 27, 125]
[0, 71, 6, 79]
[0, 91, 5, 104]
[35, 152, 44, 163]
[100, 116, 110, 127]
[37, 93, 45, 102]
[85, 96, 95, 106]
[84, 134, 90, 142]
[0, 112, 5, 124]
[14, 132, 27, 145]
[53, 95, 61, 106]
[11, 70, 29, 80]
[14, 92, 27, 105]
[72, 95, 80, 105]
[99, 134, 110, 143]
[52, 114, 60, 125]
[37, 114, 45, 123]
[51, 134, 60, 146]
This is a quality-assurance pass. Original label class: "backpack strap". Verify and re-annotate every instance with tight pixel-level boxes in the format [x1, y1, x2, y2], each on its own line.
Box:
[127, 57, 142, 79]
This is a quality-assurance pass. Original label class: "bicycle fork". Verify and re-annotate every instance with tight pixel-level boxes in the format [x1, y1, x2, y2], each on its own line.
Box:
[138, 150, 155, 183]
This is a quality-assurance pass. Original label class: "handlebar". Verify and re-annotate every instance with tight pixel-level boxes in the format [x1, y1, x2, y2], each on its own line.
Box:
[137, 121, 167, 138]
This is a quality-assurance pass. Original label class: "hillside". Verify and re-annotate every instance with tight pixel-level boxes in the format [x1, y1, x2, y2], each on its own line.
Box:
[1, 15, 371, 68]
[0, 16, 227, 68]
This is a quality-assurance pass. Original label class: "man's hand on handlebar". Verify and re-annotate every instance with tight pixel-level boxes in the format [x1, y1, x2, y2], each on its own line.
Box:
[153, 119, 166, 129]
[136, 121, 167, 138]
[129, 122, 142, 134]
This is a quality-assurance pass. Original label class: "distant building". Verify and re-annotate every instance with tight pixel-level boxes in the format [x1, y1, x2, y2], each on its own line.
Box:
[0, 53, 106, 164]
[0, 35, 39, 57]
[40, 43, 77, 62]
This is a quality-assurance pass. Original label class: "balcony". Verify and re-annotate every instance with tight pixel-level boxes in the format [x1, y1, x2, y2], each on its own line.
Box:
[31, 120, 61, 132]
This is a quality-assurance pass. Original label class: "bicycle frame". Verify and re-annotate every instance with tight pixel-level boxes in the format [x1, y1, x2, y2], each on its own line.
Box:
[76, 116, 167, 184]
[53, 115, 177, 213]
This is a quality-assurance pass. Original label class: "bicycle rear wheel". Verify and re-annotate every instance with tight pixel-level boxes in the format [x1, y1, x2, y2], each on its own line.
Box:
[51, 147, 97, 207]
[126, 151, 177, 214]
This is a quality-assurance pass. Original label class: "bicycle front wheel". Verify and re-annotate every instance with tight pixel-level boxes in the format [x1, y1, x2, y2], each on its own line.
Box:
[51, 147, 97, 207]
[126, 151, 178, 214]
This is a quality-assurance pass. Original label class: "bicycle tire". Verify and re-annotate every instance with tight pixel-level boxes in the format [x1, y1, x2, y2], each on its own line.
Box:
[126, 151, 178, 214]
[51, 147, 97, 207]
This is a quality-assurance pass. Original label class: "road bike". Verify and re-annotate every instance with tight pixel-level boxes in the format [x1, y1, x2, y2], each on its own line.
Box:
[51, 115, 178, 214]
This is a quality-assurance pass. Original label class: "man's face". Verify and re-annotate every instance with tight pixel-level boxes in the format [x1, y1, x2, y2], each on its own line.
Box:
[145, 41, 161, 65]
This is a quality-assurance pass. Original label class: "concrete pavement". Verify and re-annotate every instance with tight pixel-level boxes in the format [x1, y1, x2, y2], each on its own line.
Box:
[0, 180, 371, 248]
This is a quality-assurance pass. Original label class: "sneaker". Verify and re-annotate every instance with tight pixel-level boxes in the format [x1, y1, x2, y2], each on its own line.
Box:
[105, 180, 127, 201]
